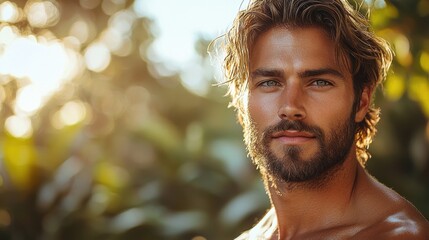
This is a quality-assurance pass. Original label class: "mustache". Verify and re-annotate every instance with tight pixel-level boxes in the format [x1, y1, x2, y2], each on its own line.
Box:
[263, 120, 324, 139]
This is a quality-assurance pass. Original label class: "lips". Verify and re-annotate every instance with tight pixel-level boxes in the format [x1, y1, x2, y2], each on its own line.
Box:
[271, 130, 315, 144]
[272, 130, 315, 138]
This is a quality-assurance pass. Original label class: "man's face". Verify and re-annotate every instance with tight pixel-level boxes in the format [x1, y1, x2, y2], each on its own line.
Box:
[244, 26, 366, 185]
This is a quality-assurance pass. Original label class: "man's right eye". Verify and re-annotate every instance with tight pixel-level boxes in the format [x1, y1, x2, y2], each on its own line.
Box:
[258, 80, 280, 87]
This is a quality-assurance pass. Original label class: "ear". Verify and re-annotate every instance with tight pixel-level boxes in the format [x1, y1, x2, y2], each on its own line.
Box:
[355, 87, 372, 123]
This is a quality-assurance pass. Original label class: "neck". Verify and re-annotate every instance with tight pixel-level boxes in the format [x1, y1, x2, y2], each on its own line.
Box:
[268, 155, 361, 239]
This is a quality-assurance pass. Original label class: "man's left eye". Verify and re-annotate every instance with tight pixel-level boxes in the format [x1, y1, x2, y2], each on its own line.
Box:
[312, 80, 332, 86]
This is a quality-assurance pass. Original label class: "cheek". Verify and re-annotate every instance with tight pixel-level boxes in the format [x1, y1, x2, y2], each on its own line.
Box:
[308, 92, 354, 126]
[247, 93, 279, 128]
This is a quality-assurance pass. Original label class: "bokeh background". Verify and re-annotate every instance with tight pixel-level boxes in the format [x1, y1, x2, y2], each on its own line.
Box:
[0, 0, 428, 239]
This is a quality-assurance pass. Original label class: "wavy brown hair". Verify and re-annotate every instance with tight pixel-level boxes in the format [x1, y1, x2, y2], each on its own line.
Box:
[222, 0, 393, 165]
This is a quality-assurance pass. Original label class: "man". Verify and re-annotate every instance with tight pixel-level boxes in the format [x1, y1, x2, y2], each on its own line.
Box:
[220, 0, 429, 239]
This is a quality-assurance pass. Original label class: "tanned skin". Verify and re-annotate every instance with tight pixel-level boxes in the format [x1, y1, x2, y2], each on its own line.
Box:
[247, 26, 429, 239]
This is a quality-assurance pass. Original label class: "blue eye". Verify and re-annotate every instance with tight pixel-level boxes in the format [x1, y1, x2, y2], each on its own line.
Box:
[312, 80, 332, 86]
[259, 80, 280, 87]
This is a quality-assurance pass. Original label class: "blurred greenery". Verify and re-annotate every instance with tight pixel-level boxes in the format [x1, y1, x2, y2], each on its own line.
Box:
[0, 0, 428, 239]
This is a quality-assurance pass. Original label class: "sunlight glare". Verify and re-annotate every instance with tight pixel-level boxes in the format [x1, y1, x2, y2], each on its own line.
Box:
[0, 29, 82, 116]
[31, 41, 71, 91]
[0, 1, 20, 23]
[59, 101, 87, 126]
[14, 85, 43, 116]
[0, 25, 18, 47]
[5, 115, 33, 138]
[84, 42, 111, 72]
[0, 26, 18, 45]
[101, 28, 123, 52]
[108, 9, 136, 35]
[25, 1, 60, 28]
[0, 36, 38, 79]
[51, 100, 87, 129]
[113, 38, 132, 57]
[69, 20, 90, 44]
[100, 28, 132, 56]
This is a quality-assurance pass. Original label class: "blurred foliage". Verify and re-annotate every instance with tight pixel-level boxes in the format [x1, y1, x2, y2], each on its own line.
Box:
[0, 0, 428, 239]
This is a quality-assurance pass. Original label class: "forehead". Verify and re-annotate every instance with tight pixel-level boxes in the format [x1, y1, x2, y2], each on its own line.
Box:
[249, 26, 351, 75]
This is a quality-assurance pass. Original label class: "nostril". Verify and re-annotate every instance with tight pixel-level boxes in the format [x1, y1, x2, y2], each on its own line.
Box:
[278, 108, 305, 120]
[277, 104, 306, 120]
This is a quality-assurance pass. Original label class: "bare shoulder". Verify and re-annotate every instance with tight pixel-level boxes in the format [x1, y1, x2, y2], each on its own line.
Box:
[355, 176, 429, 239]
[354, 209, 429, 239]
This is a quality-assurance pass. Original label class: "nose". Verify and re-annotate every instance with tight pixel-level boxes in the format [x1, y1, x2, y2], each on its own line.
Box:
[277, 83, 306, 121]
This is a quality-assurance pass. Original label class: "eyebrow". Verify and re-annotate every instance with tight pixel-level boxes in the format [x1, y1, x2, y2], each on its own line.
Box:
[250, 69, 284, 79]
[298, 68, 346, 80]
[250, 67, 346, 80]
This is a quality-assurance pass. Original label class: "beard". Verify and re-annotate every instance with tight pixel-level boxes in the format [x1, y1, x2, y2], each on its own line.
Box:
[244, 113, 357, 187]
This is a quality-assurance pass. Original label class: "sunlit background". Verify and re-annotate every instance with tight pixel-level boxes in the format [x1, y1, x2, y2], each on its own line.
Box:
[0, 0, 428, 239]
